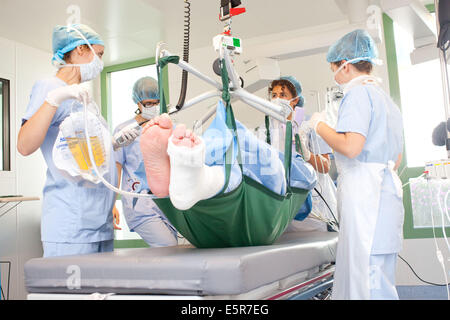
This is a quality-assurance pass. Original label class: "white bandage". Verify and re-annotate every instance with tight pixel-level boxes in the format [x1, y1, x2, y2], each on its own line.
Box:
[167, 136, 225, 211]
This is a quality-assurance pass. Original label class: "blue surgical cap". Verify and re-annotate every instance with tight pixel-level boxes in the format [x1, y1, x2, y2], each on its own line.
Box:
[132, 77, 160, 104]
[52, 24, 104, 64]
[279, 76, 305, 108]
[326, 29, 378, 64]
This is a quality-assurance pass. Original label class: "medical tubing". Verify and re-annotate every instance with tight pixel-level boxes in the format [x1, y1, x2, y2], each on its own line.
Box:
[82, 97, 158, 200]
[175, 0, 191, 111]
[445, 190, 450, 230]
[311, 130, 326, 175]
[308, 211, 331, 223]
[298, 122, 336, 225]
[436, 184, 450, 254]
[402, 173, 425, 188]
[311, 135, 319, 172]
[310, 126, 337, 225]
[398, 164, 408, 179]
[305, 121, 324, 175]
[313, 187, 339, 228]
[427, 179, 450, 299]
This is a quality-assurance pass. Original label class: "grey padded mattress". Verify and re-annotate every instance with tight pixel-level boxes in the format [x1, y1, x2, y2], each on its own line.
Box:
[25, 231, 337, 296]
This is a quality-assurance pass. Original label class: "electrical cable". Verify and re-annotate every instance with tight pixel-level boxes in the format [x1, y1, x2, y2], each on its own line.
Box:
[311, 181, 322, 198]
[308, 120, 338, 228]
[0, 260, 11, 300]
[175, 0, 191, 111]
[398, 254, 450, 287]
[313, 187, 339, 229]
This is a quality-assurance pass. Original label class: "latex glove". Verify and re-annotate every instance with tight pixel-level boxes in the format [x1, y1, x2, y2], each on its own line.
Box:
[113, 124, 141, 149]
[306, 111, 327, 133]
[45, 84, 91, 107]
[298, 129, 311, 161]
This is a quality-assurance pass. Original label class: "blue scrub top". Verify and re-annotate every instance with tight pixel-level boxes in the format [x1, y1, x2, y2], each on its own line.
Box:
[335, 84, 403, 164]
[335, 83, 404, 254]
[113, 119, 168, 231]
[23, 76, 117, 243]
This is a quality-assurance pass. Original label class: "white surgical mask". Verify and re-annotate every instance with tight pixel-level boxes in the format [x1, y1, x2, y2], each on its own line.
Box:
[57, 28, 104, 83]
[140, 104, 159, 120]
[333, 57, 371, 91]
[271, 97, 295, 119]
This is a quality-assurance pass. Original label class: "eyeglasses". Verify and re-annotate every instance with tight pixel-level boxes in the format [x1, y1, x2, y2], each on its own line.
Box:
[140, 101, 159, 108]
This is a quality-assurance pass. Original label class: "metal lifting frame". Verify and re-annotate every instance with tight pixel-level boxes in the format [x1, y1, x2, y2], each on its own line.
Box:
[156, 40, 288, 127]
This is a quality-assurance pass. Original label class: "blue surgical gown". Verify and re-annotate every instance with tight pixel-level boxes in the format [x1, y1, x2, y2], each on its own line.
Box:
[113, 119, 174, 232]
[23, 76, 117, 244]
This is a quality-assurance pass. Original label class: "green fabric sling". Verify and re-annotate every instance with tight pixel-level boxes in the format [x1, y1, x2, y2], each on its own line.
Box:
[152, 57, 310, 248]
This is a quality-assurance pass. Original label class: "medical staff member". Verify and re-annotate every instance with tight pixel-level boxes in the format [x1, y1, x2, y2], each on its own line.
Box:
[258, 77, 337, 232]
[17, 24, 117, 257]
[306, 29, 404, 300]
[112, 77, 178, 247]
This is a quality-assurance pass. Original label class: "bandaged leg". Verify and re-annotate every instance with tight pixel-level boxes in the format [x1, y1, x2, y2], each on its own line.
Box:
[167, 124, 225, 210]
[140, 114, 173, 198]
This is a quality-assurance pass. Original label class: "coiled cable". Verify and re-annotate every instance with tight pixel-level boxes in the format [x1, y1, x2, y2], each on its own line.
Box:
[175, 0, 191, 110]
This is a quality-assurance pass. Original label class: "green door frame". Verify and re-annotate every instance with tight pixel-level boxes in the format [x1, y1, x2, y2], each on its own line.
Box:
[100, 57, 169, 248]
[100, 57, 170, 128]
[383, 7, 450, 239]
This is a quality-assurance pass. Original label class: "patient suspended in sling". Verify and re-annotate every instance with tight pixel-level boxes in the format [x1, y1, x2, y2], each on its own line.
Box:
[137, 99, 317, 248]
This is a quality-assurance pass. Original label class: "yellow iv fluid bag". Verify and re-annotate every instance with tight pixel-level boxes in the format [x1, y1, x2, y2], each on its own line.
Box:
[53, 100, 112, 186]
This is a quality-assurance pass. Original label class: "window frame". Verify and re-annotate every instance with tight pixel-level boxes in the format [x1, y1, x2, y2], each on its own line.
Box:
[100, 57, 169, 248]
[0, 78, 11, 172]
[383, 8, 450, 239]
[100, 57, 169, 128]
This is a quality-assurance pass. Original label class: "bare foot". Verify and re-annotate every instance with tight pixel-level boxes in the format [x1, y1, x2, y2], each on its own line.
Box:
[171, 124, 202, 148]
[140, 114, 173, 198]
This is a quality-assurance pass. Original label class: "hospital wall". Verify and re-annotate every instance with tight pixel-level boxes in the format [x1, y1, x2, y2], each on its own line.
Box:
[0, 36, 97, 300]
[0, 36, 49, 300]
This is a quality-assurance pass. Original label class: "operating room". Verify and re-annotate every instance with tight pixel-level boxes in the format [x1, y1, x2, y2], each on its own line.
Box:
[0, 0, 449, 303]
